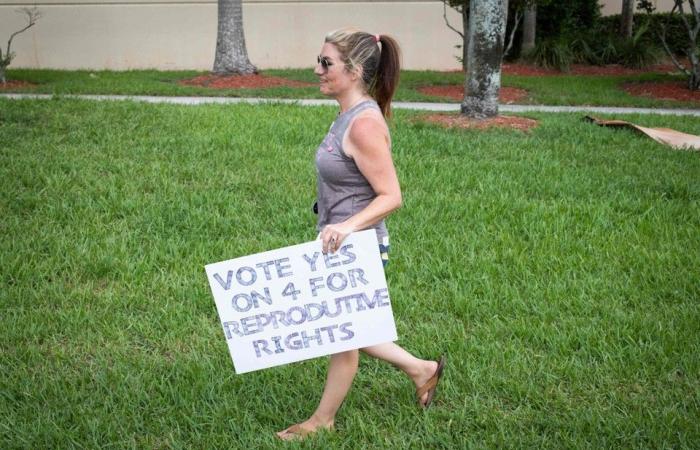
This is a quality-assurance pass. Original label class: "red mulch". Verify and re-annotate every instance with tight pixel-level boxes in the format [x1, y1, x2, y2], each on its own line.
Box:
[179, 73, 314, 89]
[0, 80, 36, 89]
[418, 85, 528, 103]
[622, 81, 700, 103]
[501, 62, 681, 76]
[421, 113, 538, 132]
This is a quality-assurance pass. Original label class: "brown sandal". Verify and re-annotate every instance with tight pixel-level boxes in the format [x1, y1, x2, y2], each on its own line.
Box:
[276, 424, 311, 441]
[416, 355, 446, 409]
[276, 423, 334, 441]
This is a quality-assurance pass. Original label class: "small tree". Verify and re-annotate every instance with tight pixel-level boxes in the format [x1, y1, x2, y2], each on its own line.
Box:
[442, 0, 470, 71]
[656, 0, 699, 90]
[0, 8, 40, 85]
[503, 2, 525, 58]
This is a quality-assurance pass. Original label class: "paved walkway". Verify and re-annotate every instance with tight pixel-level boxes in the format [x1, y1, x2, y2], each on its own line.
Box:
[2, 93, 699, 116]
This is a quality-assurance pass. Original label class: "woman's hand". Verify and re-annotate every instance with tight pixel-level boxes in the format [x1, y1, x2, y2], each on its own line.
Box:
[320, 222, 355, 254]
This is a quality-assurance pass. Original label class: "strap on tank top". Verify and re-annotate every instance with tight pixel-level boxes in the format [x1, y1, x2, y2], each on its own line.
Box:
[333, 100, 381, 159]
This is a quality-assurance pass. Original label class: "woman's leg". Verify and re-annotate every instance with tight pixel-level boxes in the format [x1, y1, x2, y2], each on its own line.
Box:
[277, 349, 359, 440]
[361, 342, 438, 406]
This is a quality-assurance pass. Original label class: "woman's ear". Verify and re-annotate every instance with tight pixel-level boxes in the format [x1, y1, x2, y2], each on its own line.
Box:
[351, 66, 363, 82]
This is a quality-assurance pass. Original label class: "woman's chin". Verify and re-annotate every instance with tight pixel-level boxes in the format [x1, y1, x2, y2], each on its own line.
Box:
[319, 84, 334, 96]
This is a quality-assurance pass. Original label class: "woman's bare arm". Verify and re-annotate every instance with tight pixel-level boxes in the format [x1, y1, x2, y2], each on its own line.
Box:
[319, 114, 401, 253]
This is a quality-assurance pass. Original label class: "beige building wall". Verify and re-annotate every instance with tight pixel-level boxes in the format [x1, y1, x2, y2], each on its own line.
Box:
[0, 0, 465, 70]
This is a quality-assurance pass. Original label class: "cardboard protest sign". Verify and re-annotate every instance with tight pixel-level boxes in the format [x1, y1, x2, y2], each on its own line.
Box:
[205, 230, 397, 374]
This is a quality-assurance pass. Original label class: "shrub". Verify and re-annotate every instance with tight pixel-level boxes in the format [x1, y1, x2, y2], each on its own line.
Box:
[516, 4, 673, 71]
[569, 33, 617, 65]
[536, 0, 602, 41]
[526, 38, 574, 72]
[597, 13, 698, 56]
[529, 22, 661, 71]
[506, 0, 601, 61]
[596, 38, 621, 65]
[615, 22, 663, 68]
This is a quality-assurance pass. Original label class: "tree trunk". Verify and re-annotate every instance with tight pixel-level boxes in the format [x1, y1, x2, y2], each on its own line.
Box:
[521, 3, 536, 54]
[689, 54, 700, 90]
[655, 1, 699, 90]
[0, 51, 6, 84]
[213, 0, 257, 75]
[461, 0, 507, 118]
[462, 6, 470, 71]
[620, 0, 634, 39]
[503, 10, 522, 58]
[685, 1, 700, 90]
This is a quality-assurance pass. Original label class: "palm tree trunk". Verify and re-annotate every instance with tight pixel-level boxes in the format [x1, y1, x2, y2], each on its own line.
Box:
[213, 0, 257, 75]
[521, 3, 536, 54]
[620, 0, 634, 39]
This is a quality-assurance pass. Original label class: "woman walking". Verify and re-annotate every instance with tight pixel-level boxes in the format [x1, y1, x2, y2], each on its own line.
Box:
[277, 29, 445, 440]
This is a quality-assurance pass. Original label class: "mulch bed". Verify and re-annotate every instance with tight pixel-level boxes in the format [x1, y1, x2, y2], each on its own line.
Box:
[622, 81, 700, 103]
[420, 113, 539, 132]
[179, 73, 314, 89]
[501, 62, 682, 76]
[0, 80, 37, 89]
[418, 85, 528, 103]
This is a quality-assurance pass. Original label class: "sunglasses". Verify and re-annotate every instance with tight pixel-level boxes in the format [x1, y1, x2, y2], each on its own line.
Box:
[317, 55, 334, 71]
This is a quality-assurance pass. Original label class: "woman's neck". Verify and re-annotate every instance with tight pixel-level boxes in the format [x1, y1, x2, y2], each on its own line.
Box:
[337, 91, 371, 114]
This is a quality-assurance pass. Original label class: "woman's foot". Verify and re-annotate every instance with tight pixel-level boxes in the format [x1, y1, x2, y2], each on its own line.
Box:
[413, 357, 445, 407]
[276, 416, 334, 441]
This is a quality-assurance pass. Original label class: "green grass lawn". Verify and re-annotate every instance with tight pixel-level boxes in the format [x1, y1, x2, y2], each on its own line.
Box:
[4, 68, 700, 109]
[1, 98, 699, 448]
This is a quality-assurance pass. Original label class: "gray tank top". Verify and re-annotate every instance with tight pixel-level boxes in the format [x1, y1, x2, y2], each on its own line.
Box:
[315, 99, 389, 244]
